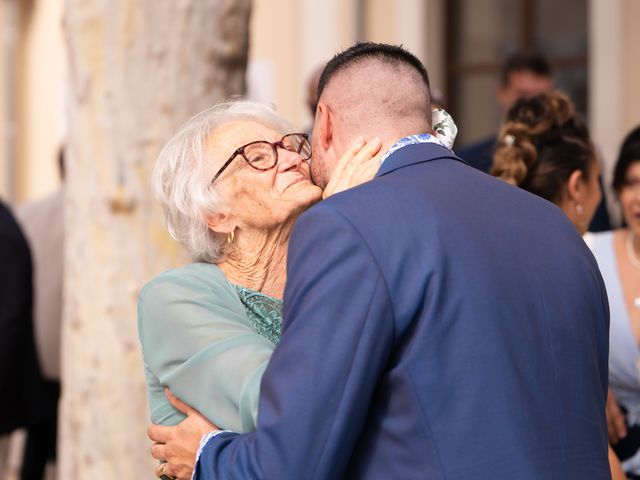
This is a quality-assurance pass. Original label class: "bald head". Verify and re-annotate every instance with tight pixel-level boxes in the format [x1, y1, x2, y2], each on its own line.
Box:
[310, 43, 433, 187]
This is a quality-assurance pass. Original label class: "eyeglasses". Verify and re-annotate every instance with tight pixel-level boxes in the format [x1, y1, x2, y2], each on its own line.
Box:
[210, 133, 312, 184]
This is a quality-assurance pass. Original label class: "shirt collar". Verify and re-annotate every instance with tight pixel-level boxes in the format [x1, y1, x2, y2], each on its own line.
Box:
[380, 133, 449, 165]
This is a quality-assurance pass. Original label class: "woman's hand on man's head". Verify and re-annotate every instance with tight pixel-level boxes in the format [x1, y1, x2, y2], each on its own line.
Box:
[322, 137, 383, 200]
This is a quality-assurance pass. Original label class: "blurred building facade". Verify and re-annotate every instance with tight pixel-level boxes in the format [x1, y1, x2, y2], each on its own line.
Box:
[1, 0, 639, 205]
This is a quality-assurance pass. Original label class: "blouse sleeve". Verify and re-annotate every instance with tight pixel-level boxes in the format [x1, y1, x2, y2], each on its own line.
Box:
[138, 265, 275, 432]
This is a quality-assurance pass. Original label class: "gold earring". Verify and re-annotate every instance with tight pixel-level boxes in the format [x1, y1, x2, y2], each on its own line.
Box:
[227, 230, 235, 244]
[576, 203, 584, 216]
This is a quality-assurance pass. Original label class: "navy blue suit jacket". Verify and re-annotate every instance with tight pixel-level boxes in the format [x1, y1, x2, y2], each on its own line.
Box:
[198, 143, 610, 479]
[455, 136, 611, 232]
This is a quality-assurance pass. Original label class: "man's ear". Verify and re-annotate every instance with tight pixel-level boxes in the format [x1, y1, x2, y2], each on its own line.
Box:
[316, 102, 333, 151]
[206, 212, 234, 235]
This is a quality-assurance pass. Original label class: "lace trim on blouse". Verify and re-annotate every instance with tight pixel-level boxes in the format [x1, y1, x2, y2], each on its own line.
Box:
[232, 285, 283, 345]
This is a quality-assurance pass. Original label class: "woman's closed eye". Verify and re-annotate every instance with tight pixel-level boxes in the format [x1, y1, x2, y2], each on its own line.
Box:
[249, 154, 269, 165]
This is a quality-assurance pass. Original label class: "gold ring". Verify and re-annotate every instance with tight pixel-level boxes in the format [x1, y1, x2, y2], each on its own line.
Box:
[159, 463, 167, 478]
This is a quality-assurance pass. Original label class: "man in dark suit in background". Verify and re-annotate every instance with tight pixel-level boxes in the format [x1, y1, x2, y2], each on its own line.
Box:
[456, 53, 553, 174]
[15, 150, 65, 480]
[151, 43, 610, 479]
[457, 52, 610, 231]
[0, 201, 45, 456]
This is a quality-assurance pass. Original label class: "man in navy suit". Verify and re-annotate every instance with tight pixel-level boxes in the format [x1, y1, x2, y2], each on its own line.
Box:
[151, 43, 610, 479]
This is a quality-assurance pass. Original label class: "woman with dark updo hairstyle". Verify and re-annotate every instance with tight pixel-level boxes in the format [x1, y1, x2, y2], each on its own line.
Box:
[492, 91, 626, 479]
[587, 125, 640, 478]
[492, 90, 602, 235]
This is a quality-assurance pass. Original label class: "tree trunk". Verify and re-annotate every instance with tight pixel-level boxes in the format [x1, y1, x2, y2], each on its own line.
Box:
[59, 1, 250, 477]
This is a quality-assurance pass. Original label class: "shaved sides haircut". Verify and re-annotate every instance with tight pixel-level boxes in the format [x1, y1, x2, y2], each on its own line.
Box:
[318, 42, 431, 101]
[309, 42, 434, 187]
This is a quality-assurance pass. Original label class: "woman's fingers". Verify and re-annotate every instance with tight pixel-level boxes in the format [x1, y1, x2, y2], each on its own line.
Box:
[334, 137, 365, 183]
[343, 138, 382, 186]
[607, 407, 627, 444]
[334, 137, 366, 176]
[344, 136, 367, 159]
[323, 137, 382, 199]
[606, 389, 627, 444]
[148, 424, 174, 445]
[343, 138, 382, 177]
[151, 442, 167, 461]
[352, 137, 382, 165]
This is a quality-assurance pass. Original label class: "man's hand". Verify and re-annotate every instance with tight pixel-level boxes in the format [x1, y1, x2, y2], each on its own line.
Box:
[148, 389, 219, 480]
[323, 137, 382, 199]
[606, 389, 627, 444]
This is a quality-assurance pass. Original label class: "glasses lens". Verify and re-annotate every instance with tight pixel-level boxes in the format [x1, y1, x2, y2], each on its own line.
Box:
[244, 142, 276, 169]
[283, 134, 311, 160]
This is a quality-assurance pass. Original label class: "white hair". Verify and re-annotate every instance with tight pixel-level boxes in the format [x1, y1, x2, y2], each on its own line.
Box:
[152, 100, 293, 263]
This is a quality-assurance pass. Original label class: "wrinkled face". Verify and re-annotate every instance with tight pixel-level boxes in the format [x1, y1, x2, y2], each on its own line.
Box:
[619, 161, 640, 236]
[582, 161, 603, 230]
[498, 70, 553, 112]
[209, 120, 322, 231]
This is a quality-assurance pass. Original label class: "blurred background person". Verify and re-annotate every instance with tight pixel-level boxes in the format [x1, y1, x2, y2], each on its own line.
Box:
[0, 197, 47, 479]
[304, 64, 324, 138]
[492, 90, 600, 234]
[586, 125, 640, 479]
[462, 51, 610, 231]
[430, 87, 446, 111]
[491, 90, 624, 479]
[458, 52, 553, 173]
[14, 149, 65, 480]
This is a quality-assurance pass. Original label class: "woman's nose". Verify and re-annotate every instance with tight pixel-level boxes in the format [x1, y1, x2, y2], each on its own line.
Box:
[277, 147, 302, 171]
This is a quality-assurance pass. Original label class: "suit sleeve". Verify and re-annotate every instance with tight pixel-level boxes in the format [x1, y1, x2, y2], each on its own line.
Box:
[138, 269, 275, 432]
[196, 203, 396, 479]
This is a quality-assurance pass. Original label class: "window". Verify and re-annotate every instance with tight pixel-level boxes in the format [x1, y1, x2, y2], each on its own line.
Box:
[446, 0, 588, 146]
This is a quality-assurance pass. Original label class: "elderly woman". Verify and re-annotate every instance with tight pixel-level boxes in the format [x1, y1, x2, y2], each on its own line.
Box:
[138, 100, 457, 447]
[138, 100, 387, 436]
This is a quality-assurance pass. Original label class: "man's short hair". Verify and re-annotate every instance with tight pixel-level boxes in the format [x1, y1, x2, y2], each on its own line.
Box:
[501, 52, 552, 85]
[317, 42, 431, 99]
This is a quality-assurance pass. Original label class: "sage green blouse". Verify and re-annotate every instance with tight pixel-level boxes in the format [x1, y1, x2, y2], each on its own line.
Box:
[137, 262, 282, 432]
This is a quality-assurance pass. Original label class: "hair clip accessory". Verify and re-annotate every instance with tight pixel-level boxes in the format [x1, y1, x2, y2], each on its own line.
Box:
[504, 134, 515, 146]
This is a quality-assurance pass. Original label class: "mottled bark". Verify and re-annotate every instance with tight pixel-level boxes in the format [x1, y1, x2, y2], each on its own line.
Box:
[60, 1, 250, 477]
